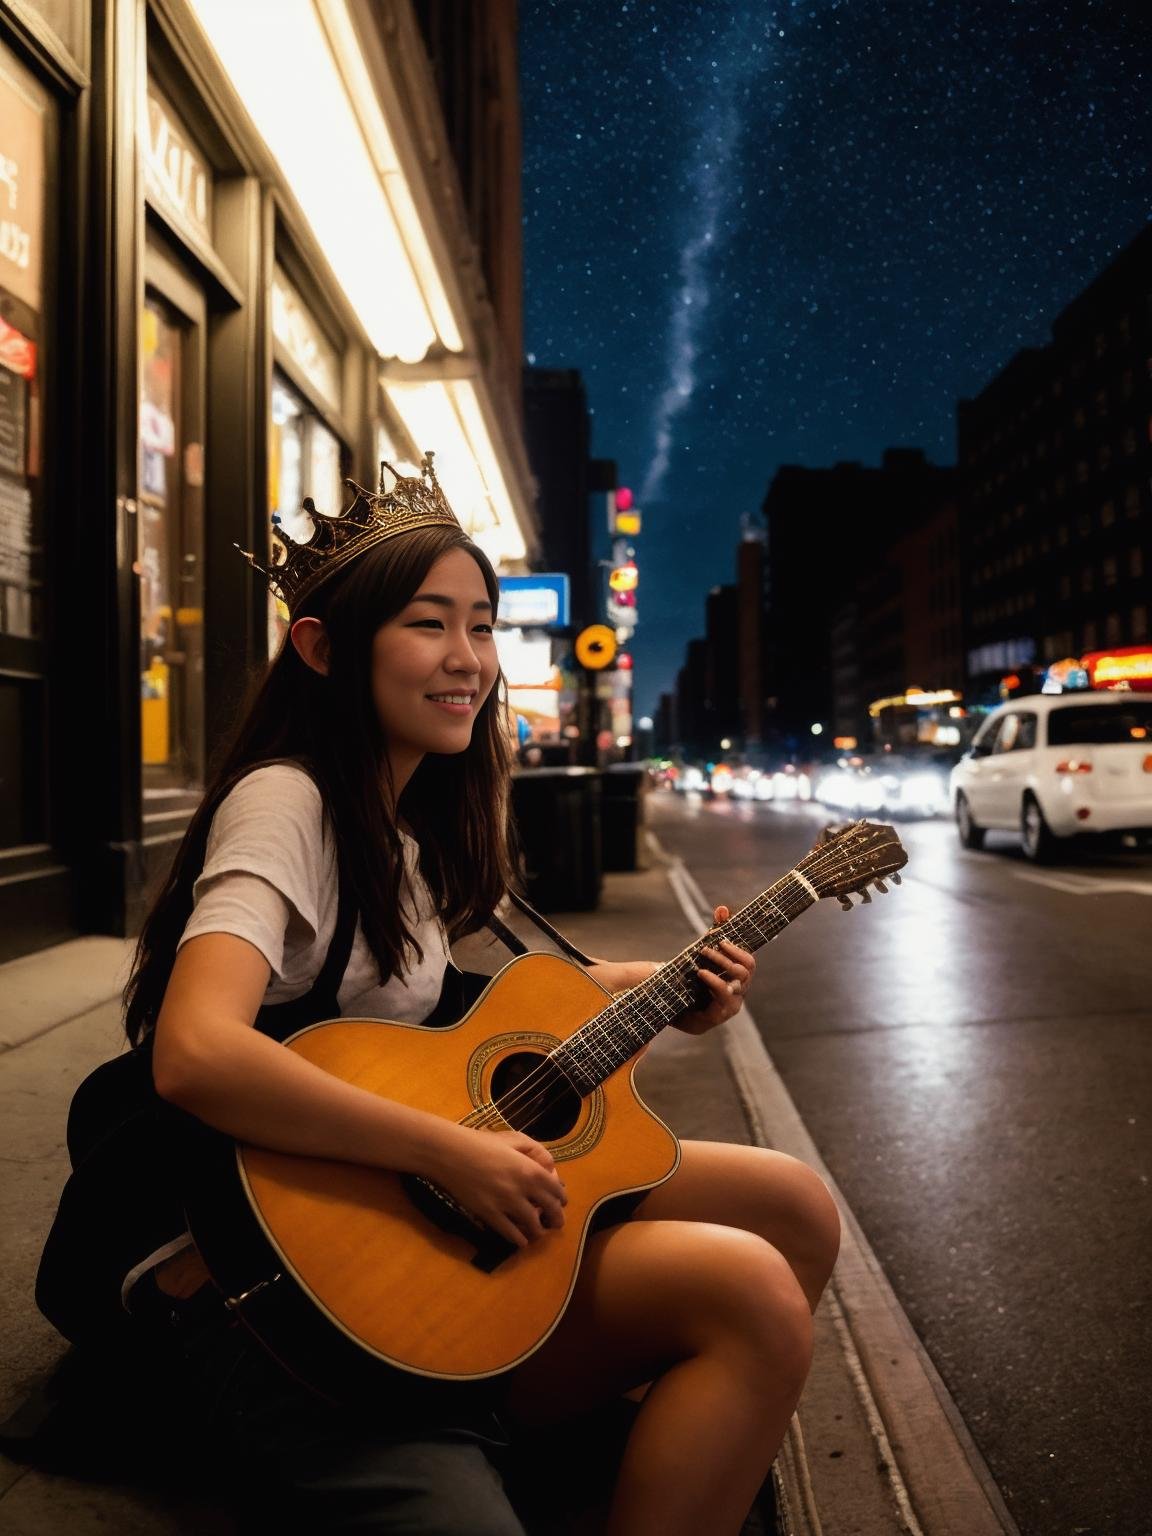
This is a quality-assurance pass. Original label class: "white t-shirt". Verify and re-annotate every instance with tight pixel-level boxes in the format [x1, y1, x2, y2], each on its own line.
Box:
[177, 762, 450, 1021]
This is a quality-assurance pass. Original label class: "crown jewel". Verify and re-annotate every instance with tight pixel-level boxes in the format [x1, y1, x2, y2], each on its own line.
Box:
[237, 451, 462, 612]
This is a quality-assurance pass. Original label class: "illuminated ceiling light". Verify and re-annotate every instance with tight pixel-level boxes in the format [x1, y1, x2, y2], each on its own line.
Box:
[313, 0, 463, 353]
[188, 0, 438, 362]
[385, 376, 527, 567]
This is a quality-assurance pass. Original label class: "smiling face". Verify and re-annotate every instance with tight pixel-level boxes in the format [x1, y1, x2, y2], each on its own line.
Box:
[369, 546, 501, 792]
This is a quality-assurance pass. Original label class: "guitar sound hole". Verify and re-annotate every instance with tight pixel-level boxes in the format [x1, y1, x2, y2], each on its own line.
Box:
[490, 1052, 583, 1140]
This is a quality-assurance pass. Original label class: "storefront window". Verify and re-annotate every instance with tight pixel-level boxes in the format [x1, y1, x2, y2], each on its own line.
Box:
[0, 55, 45, 645]
[267, 371, 345, 653]
[139, 292, 205, 792]
[0, 47, 51, 850]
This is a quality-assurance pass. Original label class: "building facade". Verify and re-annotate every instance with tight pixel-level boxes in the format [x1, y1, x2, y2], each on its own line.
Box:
[0, 0, 537, 960]
[958, 222, 1152, 703]
[761, 449, 952, 749]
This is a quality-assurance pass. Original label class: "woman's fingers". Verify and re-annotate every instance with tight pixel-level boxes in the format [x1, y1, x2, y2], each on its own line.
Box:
[697, 942, 753, 991]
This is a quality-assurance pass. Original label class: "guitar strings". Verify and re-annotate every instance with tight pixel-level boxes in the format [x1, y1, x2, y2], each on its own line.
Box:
[465, 833, 900, 1136]
[465, 878, 816, 1135]
[462, 831, 893, 1136]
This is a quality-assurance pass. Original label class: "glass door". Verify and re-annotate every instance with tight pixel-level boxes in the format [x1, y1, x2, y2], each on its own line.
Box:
[139, 241, 205, 806]
[267, 369, 346, 654]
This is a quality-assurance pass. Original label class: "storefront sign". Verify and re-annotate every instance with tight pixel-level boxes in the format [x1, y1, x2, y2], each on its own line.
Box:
[143, 86, 213, 249]
[1082, 647, 1152, 691]
[272, 268, 341, 414]
[497, 573, 570, 628]
[0, 63, 45, 311]
[575, 624, 617, 671]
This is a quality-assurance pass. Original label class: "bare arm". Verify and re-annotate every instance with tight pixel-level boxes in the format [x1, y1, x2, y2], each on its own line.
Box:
[153, 933, 566, 1246]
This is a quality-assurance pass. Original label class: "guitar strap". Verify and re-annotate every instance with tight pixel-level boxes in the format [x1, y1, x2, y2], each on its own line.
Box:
[487, 891, 596, 969]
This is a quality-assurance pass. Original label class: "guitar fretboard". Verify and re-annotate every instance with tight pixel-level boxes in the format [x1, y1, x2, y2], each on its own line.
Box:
[549, 869, 819, 1096]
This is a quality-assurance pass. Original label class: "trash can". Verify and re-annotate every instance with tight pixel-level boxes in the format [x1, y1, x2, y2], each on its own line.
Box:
[511, 767, 603, 911]
[601, 762, 648, 873]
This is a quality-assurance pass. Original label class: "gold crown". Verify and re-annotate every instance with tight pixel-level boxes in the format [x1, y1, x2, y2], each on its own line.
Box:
[237, 451, 462, 612]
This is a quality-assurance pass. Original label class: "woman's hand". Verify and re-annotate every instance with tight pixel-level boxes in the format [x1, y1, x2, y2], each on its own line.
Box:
[428, 1125, 568, 1250]
[675, 904, 756, 1036]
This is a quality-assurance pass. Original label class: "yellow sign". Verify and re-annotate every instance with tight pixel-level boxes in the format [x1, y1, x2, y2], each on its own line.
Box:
[1087, 650, 1152, 685]
[608, 563, 638, 593]
[614, 510, 642, 536]
[575, 624, 617, 671]
[868, 688, 962, 716]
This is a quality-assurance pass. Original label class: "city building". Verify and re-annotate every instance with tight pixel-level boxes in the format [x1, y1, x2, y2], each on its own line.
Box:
[760, 450, 953, 749]
[0, 0, 537, 959]
[958, 220, 1152, 703]
[522, 367, 594, 629]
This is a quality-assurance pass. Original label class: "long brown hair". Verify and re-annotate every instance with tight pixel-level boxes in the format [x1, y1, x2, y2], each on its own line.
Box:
[124, 525, 517, 1044]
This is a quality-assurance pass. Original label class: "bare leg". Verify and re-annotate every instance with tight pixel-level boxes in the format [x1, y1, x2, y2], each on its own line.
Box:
[507, 1219, 813, 1536]
[632, 1140, 842, 1310]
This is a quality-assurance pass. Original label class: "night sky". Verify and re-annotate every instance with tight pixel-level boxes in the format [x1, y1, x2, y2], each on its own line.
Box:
[518, 0, 1152, 720]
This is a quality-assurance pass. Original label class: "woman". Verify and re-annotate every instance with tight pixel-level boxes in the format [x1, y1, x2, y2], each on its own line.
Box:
[123, 459, 840, 1535]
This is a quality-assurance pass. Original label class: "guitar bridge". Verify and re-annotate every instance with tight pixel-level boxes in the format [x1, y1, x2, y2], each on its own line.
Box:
[401, 1175, 517, 1273]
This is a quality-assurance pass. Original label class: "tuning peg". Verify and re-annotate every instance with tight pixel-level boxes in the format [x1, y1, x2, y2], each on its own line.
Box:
[891, 872, 902, 885]
[857, 888, 872, 904]
[874, 879, 888, 894]
[838, 895, 853, 912]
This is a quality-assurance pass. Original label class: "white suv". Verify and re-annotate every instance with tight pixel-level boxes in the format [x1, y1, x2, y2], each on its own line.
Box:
[950, 693, 1152, 861]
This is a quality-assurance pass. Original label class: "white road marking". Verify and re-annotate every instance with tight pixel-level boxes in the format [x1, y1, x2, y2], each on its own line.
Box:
[1013, 869, 1152, 897]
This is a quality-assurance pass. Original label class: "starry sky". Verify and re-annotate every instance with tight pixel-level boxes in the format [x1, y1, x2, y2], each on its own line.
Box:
[518, 0, 1152, 720]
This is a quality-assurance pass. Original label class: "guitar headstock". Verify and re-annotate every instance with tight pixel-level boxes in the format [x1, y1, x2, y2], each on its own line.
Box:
[798, 820, 908, 911]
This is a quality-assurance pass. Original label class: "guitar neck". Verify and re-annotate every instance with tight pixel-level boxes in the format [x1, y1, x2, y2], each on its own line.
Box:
[551, 865, 820, 1096]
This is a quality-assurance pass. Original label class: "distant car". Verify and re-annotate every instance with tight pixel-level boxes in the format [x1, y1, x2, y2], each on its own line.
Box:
[949, 693, 1152, 860]
[675, 764, 707, 794]
[814, 753, 951, 819]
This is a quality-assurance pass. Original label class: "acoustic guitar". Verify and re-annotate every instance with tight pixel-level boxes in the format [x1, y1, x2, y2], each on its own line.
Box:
[180, 819, 907, 1397]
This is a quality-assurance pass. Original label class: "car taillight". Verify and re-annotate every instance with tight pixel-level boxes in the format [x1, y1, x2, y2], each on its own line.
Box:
[1054, 759, 1093, 774]
[1144, 754, 1152, 773]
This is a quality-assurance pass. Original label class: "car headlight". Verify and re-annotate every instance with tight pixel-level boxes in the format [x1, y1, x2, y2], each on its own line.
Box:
[902, 773, 947, 810]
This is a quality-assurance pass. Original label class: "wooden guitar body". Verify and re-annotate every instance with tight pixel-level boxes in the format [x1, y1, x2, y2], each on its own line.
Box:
[178, 820, 906, 1401]
[189, 953, 679, 1386]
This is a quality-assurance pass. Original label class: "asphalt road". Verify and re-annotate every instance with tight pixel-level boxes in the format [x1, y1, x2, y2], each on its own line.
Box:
[647, 789, 1152, 1536]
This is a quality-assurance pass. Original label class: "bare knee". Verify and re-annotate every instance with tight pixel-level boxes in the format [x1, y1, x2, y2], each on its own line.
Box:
[746, 1148, 841, 1298]
[782, 1154, 841, 1274]
[685, 1228, 814, 1387]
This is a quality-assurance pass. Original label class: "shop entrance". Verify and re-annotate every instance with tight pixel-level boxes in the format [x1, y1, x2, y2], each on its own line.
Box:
[138, 239, 205, 812]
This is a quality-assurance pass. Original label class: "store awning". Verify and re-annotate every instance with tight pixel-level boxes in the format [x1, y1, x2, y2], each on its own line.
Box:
[382, 367, 530, 567]
[187, 0, 535, 565]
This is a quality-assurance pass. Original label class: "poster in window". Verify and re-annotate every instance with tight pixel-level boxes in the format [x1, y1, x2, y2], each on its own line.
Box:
[0, 365, 26, 477]
[0, 61, 44, 314]
[0, 473, 34, 637]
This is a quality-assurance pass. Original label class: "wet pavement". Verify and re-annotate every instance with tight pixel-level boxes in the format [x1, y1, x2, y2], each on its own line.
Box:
[648, 789, 1152, 1536]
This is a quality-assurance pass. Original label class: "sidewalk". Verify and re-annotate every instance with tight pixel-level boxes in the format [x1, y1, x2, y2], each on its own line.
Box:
[0, 849, 1018, 1535]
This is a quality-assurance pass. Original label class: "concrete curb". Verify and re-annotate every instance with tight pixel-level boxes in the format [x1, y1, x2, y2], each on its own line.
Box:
[659, 840, 1019, 1536]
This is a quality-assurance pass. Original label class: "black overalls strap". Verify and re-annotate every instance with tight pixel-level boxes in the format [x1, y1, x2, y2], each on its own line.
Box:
[495, 890, 596, 968]
[252, 868, 359, 1044]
